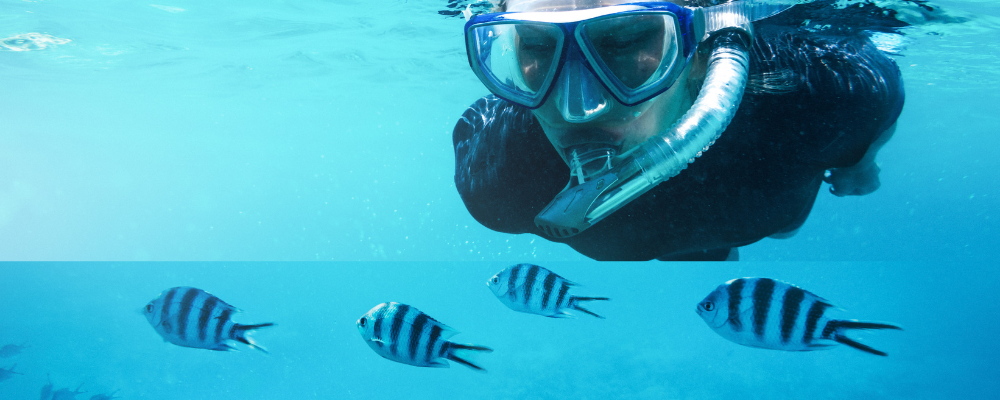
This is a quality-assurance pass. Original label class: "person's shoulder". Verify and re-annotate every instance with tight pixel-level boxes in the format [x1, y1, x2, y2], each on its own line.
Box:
[756, 0, 911, 35]
[746, 1, 908, 100]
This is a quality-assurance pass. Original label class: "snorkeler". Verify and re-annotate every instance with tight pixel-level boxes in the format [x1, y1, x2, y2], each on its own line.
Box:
[453, 0, 905, 261]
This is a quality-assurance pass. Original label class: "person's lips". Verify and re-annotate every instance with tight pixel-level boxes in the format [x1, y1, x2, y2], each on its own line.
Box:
[549, 126, 625, 149]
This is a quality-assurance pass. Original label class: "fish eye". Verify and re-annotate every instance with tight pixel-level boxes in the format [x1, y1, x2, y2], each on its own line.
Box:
[145, 304, 153, 313]
[358, 318, 366, 328]
[703, 302, 714, 311]
[491, 277, 499, 284]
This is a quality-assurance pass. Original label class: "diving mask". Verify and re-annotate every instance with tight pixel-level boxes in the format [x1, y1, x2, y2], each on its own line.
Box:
[464, 2, 698, 110]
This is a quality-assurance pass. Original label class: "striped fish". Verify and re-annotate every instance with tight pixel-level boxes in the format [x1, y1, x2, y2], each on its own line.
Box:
[487, 264, 609, 318]
[142, 287, 273, 353]
[0, 342, 28, 358]
[40, 375, 53, 400]
[88, 389, 120, 400]
[50, 384, 84, 400]
[0, 364, 22, 383]
[696, 278, 902, 356]
[357, 302, 493, 371]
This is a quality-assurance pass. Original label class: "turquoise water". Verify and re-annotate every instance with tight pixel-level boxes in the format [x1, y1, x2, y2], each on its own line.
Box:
[1, 0, 998, 399]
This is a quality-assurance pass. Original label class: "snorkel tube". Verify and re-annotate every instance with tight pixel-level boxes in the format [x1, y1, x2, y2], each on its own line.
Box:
[535, 0, 794, 238]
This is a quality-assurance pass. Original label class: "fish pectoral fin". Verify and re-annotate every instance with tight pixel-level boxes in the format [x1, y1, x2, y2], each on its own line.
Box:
[724, 308, 753, 330]
[369, 338, 387, 345]
[732, 306, 759, 329]
[427, 359, 450, 368]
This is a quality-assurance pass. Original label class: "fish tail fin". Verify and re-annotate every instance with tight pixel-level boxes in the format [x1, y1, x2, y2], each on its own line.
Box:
[233, 323, 275, 354]
[569, 296, 610, 319]
[824, 319, 902, 356]
[444, 342, 493, 372]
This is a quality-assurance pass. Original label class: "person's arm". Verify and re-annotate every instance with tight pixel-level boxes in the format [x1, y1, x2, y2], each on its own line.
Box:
[452, 95, 567, 234]
[751, 2, 909, 197]
[824, 121, 896, 196]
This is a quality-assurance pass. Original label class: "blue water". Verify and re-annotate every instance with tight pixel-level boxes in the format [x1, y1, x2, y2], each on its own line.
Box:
[1, 0, 998, 399]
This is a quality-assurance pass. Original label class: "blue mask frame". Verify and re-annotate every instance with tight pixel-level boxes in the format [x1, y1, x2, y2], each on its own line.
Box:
[465, 2, 698, 109]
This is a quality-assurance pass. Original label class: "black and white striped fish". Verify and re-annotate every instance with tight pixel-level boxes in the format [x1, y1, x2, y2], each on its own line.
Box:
[696, 278, 902, 356]
[487, 264, 609, 319]
[142, 287, 274, 353]
[357, 302, 493, 371]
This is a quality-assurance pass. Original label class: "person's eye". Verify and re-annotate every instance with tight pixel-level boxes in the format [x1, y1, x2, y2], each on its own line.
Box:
[598, 27, 658, 51]
[601, 36, 635, 50]
[522, 41, 555, 53]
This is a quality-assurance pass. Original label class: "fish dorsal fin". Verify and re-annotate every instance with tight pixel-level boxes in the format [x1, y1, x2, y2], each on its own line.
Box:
[437, 323, 459, 342]
[801, 288, 835, 310]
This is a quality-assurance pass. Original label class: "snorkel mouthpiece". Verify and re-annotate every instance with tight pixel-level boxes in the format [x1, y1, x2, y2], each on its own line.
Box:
[535, 144, 619, 239]
[568, 145, 617, 185]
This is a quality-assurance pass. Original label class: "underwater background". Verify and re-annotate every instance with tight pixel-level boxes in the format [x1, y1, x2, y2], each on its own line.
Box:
[1, 0, 998, 399]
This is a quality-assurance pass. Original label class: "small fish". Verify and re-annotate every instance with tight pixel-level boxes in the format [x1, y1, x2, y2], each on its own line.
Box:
[0, 342, 29, 358]
[357, 302, 493, 371]
[143, 286, 274, 353]
[0, 364, 23, 383]
[696, 278, 902, 356]
[40, 375, 54, 400]
[488, 263, 609, 318]
[88, 389, 119, 400]
[51, 384, 85, 400]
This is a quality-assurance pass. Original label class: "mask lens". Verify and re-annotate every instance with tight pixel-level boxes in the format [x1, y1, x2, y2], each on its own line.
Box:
[514, 24, 561, 92]
[468, 22, 563, 107]
[581, 13, 679, 91]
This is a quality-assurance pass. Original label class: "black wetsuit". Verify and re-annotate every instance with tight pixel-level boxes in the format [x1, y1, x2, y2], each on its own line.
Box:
[452, 2, 907, 261]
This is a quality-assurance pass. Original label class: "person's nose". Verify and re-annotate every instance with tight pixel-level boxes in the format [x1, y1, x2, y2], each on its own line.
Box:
[552, 58, 612, 123]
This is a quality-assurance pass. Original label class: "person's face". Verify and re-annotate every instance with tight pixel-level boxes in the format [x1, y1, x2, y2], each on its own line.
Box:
[508, 0, 697, 164]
